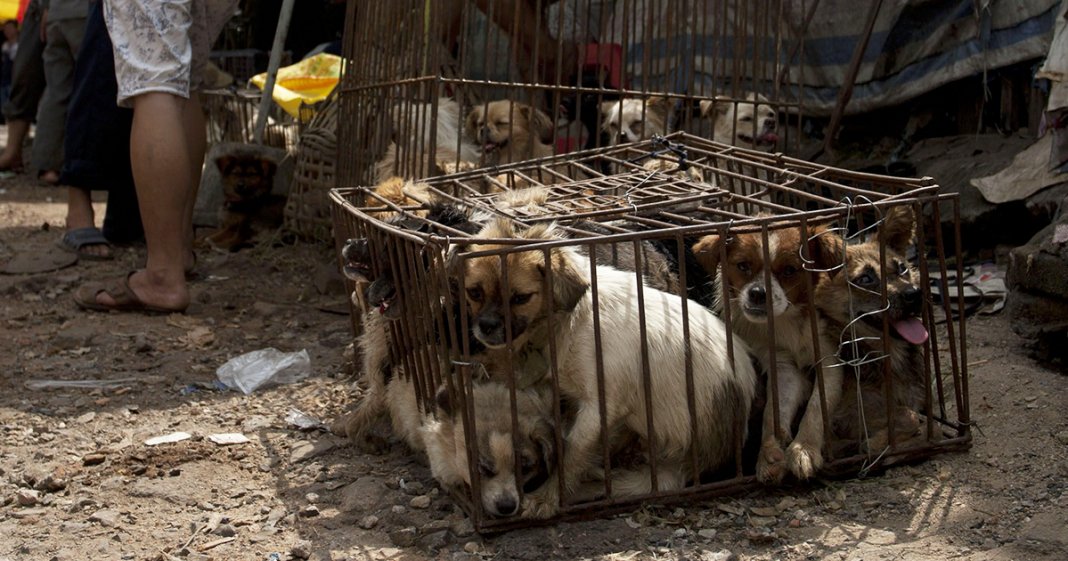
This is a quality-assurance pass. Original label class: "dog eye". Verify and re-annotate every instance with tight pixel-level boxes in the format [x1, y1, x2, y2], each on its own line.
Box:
[735, 261, 751, 274]
[782, 265, 798, 277]
[495, 119, 508, 126]
[519, 456, 537, 473]
[854, 272, 877, 286]
[466, 287, 484, 302]
[896, 262, 909, 276]
[510, 292, 533, 306]
[740, 115, 753, 122]
[478, 461, 495, 477]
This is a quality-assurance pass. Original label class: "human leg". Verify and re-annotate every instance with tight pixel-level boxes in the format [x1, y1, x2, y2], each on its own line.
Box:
[33, 17, 87, 181]
[0, 0, 45, 170]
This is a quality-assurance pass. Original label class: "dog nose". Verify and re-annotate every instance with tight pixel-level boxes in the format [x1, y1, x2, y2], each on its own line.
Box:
[478, 314, 502, 334]
[494, 496, 518, 516]
[902, 286, 921, 305]
[747, 285, 767, 305]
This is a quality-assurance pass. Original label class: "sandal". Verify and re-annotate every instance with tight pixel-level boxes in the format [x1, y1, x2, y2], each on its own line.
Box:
[57, 227, 114, 261]
[74, 271, 187, 314]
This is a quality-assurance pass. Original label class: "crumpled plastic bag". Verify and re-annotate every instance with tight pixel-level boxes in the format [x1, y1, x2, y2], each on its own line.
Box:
[249, 53, 341, 119]
[216, 348, 311, 394]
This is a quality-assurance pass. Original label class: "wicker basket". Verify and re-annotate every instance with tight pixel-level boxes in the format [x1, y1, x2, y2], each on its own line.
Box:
[283, 94, 340, 242]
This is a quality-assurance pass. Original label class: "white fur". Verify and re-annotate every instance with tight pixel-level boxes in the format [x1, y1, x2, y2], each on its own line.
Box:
[375, 97, 480, 182]
[599, 98, 669, 145]
[526, 251, 758, 516]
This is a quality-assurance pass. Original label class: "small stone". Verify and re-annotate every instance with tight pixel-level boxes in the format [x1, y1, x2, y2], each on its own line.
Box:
[197, 501, 216, 511]
[389, 527, 418, 547]
[82, 453, 106, 466]
[290, 539, 312, 560]
[391, 505, 406, 515]
[1055, 431, 1068, 446]
[748, 515, 776, 527]
[673, 528, 687, 538]
[789, 518, 802, 528]
[299, 505, 320, 518]
[290, 440, 337, 463]
[700, 550, 735, 561]
[697, 529, 717, 540]
[75, 412, 96, 424]
[35, 474, 67, 492]
[89, 509, 121, 527]
[463, 541, 480, 553]
[418, 529, 449, 551]
[212, 524, 237, 537]
[305, 492, 320, 503]
[358, 515, 379, 529]
[409, 495, 431, 509]
[16, 489, 40, 506]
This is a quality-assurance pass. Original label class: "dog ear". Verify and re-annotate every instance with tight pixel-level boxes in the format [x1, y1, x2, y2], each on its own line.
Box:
[645, 96, 672, 121]
[215, 155, 236, 174]
[692, 234, 727, 275]
[539, 249, 588, 312]
[520, 105, 555, 144]
[699, 97, 730, 118]
[259, 158, 278, 179]
[880, 206, 916, 254]
[804, 225, 845, 278]
[531, 418, 556, 469]
[464, 106, 482, 140]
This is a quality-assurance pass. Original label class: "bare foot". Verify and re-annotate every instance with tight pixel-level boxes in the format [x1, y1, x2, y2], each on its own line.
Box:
[39, 170, 60, 184]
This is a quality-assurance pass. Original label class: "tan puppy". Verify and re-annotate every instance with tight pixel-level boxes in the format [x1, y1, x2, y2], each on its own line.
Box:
[375, 97, 480, 182]
[599, 96, 672, 145]
[465, 100, 555, 166]
[453, 219, 758, 517]
[699, 92, 779, 150]
[817, 206, 929, 457]
[693, 220, 841, 484]
[421, 382, 556, 518]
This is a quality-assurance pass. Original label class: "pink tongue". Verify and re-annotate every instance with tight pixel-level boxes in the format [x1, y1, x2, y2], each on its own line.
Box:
[759, 132, 780, 144]
[892, 317, 928, 345]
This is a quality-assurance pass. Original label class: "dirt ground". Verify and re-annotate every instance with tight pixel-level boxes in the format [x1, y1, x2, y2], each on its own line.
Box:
[1, 170, 1067, 561]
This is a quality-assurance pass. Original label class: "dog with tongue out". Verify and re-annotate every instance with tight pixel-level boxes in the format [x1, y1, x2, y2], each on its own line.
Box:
[815, 205, 933, 458]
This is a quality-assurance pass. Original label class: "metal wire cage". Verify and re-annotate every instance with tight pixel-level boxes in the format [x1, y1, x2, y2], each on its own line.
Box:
[337, 0, 811, 188]
[329, 133, 971, 532]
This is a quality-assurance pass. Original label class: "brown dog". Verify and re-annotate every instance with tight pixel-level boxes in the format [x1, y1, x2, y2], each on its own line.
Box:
[692, 219, 841, 484]
[202, 154, 283, 251]
[817, 206, 929, 458]
[465, 100, 555, 166]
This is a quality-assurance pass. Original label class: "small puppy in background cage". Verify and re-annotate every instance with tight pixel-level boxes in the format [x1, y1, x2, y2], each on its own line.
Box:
[817, 205, 930, 459]
[699, 92, 780, 150]
[692, 219, 843, 484]
[465, 100, 555, 166]
[451, 218, 758, 518]
[599, 96, 674, 146]
[199, 154, 284, 251]
[421, 382, 558, 519]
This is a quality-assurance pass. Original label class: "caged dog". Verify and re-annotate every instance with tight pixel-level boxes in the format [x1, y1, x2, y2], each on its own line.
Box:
[451, 218, 759, 517]
[599, 96, 674, 146]
[201, 154, 284, 251]
[374, 97, 481, 183]
[699, 92, 779, 150]
[421, 382, 558, 518]
[816, 205, 930, 458]
[465, 100, 555, 166]
[692, 219, 843, 484]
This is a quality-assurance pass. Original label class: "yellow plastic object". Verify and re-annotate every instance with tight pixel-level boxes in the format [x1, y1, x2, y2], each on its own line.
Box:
[249, 53, 342, 120]
[1, 0, 20, 21]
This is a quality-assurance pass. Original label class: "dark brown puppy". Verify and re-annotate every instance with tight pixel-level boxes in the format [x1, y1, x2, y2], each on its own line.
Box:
[202, 155, 283, 251]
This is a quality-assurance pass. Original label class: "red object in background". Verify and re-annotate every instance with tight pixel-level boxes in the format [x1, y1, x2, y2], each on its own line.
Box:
[581, 43, 624, 89]
[17, 0, 29, 22]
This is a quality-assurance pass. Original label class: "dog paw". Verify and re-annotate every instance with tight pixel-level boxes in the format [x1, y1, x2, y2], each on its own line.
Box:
[785, 441, 823, 480]
[521, 493, 558, 519]
[756, 443, 786, 485]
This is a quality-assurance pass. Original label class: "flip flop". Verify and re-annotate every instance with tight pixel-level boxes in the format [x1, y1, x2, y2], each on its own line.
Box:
[73, 271, 187, 314]
[57, 227, 114, 260]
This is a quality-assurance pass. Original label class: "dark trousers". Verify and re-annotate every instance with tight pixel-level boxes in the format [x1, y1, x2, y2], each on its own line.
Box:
[2, 0, 45, 122]
[59, 0, 142, 244]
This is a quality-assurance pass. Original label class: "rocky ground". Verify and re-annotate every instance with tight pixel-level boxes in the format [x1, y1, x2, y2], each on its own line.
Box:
[1, 169, 1067, 561]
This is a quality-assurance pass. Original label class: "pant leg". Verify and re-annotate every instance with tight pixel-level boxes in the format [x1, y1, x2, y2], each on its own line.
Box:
[32, 17, 87, 173]
[60, 1, 142, 243]
[2, 0, 45, 122]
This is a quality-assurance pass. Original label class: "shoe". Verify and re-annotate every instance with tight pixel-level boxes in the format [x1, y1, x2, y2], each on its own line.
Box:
[57, 227, 114, 260]
[74, 271, 187, 314]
